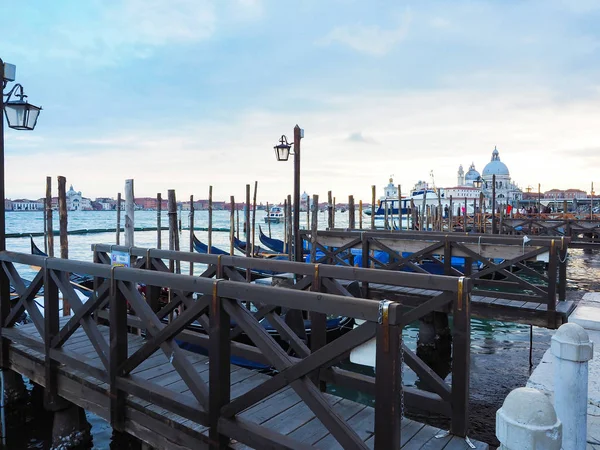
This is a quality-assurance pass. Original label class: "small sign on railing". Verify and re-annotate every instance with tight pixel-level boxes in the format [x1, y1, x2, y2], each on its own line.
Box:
[111, 250, 130, 268]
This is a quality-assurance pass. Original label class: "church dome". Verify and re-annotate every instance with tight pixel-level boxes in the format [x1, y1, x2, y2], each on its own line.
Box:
[465, 163, 480, 182]
[482, 146, 509, 177]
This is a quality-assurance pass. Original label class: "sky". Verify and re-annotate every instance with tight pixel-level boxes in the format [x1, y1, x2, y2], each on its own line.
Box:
[2, 0, 600, 203]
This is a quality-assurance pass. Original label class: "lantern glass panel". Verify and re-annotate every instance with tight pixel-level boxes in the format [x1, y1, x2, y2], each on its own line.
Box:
[4, 101, 41, 130]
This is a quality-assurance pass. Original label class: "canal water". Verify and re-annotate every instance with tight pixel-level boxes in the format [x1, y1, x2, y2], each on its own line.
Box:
[1, 210, 598, 449]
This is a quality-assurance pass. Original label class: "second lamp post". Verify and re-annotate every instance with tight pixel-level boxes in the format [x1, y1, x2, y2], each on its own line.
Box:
[274, 125, 303, 262]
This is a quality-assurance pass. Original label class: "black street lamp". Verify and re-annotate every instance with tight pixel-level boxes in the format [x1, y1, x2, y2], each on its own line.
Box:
[0, 60, 42, 307]
[273, 125, 303, 262]
[473, 176, 483, 190]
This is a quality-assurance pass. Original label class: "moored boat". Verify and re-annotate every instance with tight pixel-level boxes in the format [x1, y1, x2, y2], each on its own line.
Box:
[264, 206, 285, 224]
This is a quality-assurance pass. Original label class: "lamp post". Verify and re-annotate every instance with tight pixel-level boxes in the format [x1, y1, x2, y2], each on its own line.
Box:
[274, 125, 303, 262]
[1, 60, 42, 251]
[0, 60, 42, 366]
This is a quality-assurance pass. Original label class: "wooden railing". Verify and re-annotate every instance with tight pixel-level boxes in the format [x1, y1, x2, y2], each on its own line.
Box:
[1, 248, 472, 449]
[502, 217, 600, 243]
[300, 230, 569, 326]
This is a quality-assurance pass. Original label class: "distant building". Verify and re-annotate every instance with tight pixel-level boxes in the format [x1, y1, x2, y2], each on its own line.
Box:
[95, 197, 116, 210]
[444, 186, 481, 200]
[66, 185, 92, 211]
[135, 197, 168, 210]
[5, 199, 12, 211]
[11, 199, 43, 211]
[543, 189, 587, 200]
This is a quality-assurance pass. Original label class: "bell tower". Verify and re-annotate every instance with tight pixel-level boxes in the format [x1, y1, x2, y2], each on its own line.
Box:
[457, 165, 465, 186]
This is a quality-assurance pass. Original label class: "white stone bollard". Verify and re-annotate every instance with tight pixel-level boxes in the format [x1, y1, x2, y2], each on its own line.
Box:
[496, 387, 562, 450]
[551, 322, 593, 450]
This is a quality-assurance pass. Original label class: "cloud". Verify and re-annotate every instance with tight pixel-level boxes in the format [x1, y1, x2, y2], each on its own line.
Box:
[8, 85, 600, 203]
[319, 10, 412, 56]
[347, 132, 378, 144]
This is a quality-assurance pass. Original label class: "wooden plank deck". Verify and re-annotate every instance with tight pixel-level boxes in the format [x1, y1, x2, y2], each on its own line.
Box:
[7, 318, 489, 450]
[353, 282, 575, 328]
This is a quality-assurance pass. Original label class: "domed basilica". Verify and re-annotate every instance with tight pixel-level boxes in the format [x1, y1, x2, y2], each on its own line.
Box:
[457, 147, 522, 204]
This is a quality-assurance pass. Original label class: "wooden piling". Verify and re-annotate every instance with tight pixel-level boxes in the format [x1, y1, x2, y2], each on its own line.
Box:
[359, 200, 363, 229]
[57, 176, 69, 316]
[229, 196, 235, 255]
[157, 193, 162, 249]
[208, 186, 213, 255]
[283, 199, 288, 253]
[333, 196, 336, 228]
[463, 197, 468, 232]
[251, 181, 258, 256]
[479, 192, 485, 233]
[45, 176, 54, 257]
[310, 194, 319, 263]
[384, 199, 389, 230]
[244, 185, 250, 258]
[348, 195, 355, 229]
[116, 192, 121, 245]
[124, 179, 134, 247]
[306, 194, 310, 230]
[371, 185, 376, 230]
[437, 190, 442, 232]
[449, 195, 454, 232]
[328, 191, 334, 230]
[236, 204, 240, 239]
[398, 185, 402, 231]
[178, 203, 182, 232]
[287, 195, 292, 260]
[42, 198, 47, 254]
[266, 201, 271, 238]
[189, 195, 194, 276]
[492, 175, 497, 234]
[167, 189, 180, 274]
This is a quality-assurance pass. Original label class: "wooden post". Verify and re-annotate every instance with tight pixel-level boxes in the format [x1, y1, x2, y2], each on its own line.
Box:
[449, 195, 454, 232]
[168, 190, 180, 273]
[209, 290, 230, 449]
[492, 175, 497, 234]
[348, 195, 355, 229]
[375, 304, 402, 450]
[178, 203, 182, 232]
[157, 193, 162, 249]
[109, 277, 128, 431]
[410, 199, 416, 230]
[463, 197, 468, 232]
[437, 189, 443, 232]
[42, 198, 48, 254]
[283, 199, 288, 253]
[327, 191, 334, 230]
[287, 195, 293, 260]
[229, 196, 235, 255]
[398, 185, 402, 231]
[563, 200, 568, 218]
[310, 194, 319, 263]
[116, 192, 121, 245]
[479, 192, 485, 233]
[384, 199, 389, 230]
[45, 176, 54, 257]
[306, 194, 310, 230]
[451, 279, 471, 437]
[245, 185, 251, 259]
[538, 183, 541, 218]
[333, 196, 336, 228]
[371, 185, 376, 229]
[236, 203, 240, 239]
[266, 201, 271, 238]
[359, 200, 363, 229]
[124, 179, 134, 247]
[421, 189, 427, 231]
[57, 176, 69, 317]
[251, 181, 258, 256]
[189, 195, 194, 276]
[208, 186, 213, 255]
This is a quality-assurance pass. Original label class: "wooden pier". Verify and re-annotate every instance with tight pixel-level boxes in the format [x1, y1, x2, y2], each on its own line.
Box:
[300, 230, 575, 329]
[0, 248, 489, 449]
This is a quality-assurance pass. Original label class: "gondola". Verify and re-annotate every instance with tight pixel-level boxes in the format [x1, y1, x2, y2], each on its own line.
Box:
[30, 236, 95, 291]
[233, 235, 289, 259]
[258, 226, 310, 254]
